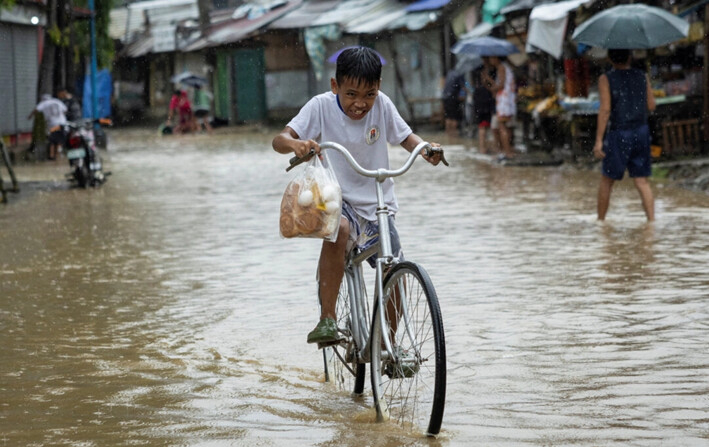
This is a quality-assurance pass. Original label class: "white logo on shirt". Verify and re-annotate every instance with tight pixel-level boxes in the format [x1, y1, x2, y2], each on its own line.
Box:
[365, 126, 380, 145]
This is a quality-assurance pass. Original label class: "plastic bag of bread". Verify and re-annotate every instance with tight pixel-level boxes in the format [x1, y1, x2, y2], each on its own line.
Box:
[280, 154, 342, 242]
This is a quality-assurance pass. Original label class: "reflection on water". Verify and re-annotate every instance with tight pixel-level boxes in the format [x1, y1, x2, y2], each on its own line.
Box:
[1, 128, 708, 446]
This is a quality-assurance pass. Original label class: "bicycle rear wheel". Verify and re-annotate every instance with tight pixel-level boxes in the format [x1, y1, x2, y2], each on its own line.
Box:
[323, 270, 366, 396]
[370, 261, 446, 436]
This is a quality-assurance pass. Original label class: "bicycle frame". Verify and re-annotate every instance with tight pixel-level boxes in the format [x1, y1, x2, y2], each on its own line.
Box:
[318, 141, 432, 364]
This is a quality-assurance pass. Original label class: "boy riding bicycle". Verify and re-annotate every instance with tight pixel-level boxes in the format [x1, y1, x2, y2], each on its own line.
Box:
[272, 46, 441, 346]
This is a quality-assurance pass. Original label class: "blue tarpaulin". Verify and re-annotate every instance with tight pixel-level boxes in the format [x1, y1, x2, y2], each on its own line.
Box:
[83, 69, 113, 118]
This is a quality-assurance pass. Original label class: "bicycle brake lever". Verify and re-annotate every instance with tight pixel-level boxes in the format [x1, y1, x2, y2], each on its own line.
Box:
[286, 149, 316, 172]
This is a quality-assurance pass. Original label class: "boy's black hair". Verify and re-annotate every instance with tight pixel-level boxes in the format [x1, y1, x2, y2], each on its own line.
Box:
[335, 47, 382, 87]
[608, 49, 631, 65]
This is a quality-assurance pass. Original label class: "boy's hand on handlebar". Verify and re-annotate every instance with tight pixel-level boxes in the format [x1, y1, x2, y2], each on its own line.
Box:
[293, 139, 320, 159]
[286, 140, 320, 172]
[422, 143, 441, 165]
[422, 143, 449, 166]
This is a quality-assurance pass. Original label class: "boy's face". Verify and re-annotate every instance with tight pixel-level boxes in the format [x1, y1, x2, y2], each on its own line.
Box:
[331, 76, 380, 121]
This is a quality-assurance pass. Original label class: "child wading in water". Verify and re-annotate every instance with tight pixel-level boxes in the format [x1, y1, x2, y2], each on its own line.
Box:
[272, 47, 442, 345]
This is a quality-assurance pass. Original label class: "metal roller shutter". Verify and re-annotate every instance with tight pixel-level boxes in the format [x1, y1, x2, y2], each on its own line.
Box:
[12, 25, 38, 134]
[0, 23, 17, 135]
[0, 23, 38, 135]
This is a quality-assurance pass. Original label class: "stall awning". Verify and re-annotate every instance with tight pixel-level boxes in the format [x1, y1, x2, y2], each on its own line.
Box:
[526, 0, 593, 59]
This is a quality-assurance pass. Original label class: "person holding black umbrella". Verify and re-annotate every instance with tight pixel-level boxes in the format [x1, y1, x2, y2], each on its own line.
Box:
[571, 3, 689, 222]
[593, 49, 656, 222]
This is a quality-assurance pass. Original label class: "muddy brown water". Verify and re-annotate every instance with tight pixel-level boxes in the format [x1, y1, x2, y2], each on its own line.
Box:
[1, 128, 708, 446]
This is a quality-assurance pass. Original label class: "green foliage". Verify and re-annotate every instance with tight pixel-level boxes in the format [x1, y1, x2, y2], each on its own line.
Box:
[47, 25, 72, 47]
[72, 0, 115, 69]
[0, 0, 17, 10]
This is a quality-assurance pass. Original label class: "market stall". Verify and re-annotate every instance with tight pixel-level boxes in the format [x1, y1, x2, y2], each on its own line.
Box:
[520, 1, 707, 159]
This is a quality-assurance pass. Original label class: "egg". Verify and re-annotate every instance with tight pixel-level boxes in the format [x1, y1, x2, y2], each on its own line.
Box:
[297, 190, 313, 207]
[324, 200, 340, 214]
[321, 184, 338, 203]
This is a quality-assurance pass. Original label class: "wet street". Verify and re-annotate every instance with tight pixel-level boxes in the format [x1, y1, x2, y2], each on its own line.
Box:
[2, 127, 709, 446]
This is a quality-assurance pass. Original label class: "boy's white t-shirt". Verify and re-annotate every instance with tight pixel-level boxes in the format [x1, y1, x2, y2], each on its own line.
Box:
[287, 91, 412, 221]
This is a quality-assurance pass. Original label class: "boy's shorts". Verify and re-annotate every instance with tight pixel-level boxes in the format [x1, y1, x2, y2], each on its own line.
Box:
[341, 200, 402, 268]
[602, 124, 651, 180]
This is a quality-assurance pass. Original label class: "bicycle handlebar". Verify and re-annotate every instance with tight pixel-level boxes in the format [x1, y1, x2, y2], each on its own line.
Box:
[286, 141, 448, 177]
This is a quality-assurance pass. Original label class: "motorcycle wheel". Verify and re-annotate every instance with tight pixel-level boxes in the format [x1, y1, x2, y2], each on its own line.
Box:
[75, 165, 89, 188]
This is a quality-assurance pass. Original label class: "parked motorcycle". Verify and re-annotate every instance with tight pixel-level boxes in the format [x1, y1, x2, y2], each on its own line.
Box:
[64, 118, 112, 188]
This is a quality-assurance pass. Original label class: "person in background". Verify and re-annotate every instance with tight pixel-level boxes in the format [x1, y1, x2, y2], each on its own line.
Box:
[593, 49, 656, 222]
[167, 90, 196, 134]
[28, 94, 67, 160]
[442, 71, 466, 137]
[57, 88, 82, 122]
[192, 85, 213, 134]
[472, 63, 496, 154]
[482, 55, 516, 160]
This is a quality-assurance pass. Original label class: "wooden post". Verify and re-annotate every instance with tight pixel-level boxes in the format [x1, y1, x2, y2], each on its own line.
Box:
[704, 5, 709, 141]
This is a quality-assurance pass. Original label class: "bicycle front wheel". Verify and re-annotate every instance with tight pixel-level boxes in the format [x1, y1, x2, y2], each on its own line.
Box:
[370, 261, 446, 436]
[323, 270, 366, 396]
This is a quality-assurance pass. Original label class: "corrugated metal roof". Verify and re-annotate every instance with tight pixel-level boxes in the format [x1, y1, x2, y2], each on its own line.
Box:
[184, 0, 303, 50]
[389, 10, 440, 31]
[345, 3, 442, 33]
[312, 0, 388, 26]
[269, 0, 341, 29]
[344, 0, 407, 33]
[110, 0, 199, 44]
[127, 0, 195, 10]
[459, 21, 494, 39]
[122, 34, 155, 57]
[272, 0, 447, 33]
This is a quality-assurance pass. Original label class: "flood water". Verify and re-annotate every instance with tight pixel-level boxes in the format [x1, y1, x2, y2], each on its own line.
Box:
[2, 127, 708, 446]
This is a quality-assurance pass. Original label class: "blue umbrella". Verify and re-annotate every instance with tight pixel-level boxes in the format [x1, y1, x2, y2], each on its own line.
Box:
[571, 4, 689, 49]
[451, 36, 519, 57]
[327, 46, 387, 65]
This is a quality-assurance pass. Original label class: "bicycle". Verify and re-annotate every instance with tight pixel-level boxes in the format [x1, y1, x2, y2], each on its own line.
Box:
[287, 141, 448, 436]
